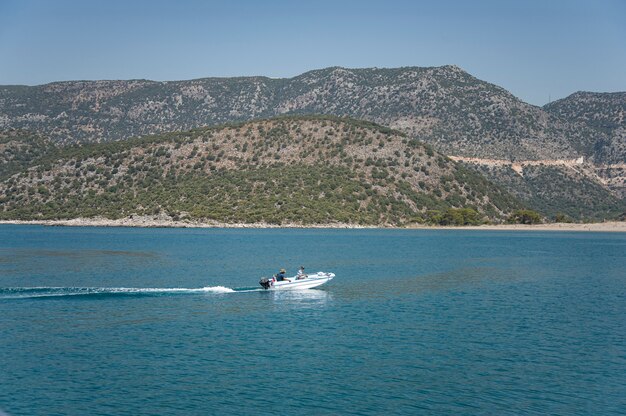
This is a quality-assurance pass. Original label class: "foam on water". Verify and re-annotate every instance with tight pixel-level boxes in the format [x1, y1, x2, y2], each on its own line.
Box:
[199, 286, 236, 293]
[0, 285, 237, 299]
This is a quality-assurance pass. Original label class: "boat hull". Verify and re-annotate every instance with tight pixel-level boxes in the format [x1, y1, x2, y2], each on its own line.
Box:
[263, 272, 334, 290]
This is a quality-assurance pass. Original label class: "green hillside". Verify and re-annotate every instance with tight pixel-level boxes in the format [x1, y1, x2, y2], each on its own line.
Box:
[0, 130, 57, 179]
[0, 116, 521, 225]
[544, 91, 626, 165]
[2, 66, 623, 219]
[471, 164, 625, 221]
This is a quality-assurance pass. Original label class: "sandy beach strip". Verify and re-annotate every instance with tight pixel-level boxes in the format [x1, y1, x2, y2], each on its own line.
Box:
[1, 217, 625, 232]
[406, 222, 626, 232]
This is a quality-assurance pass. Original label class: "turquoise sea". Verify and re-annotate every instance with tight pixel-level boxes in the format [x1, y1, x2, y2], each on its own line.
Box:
[0, 225, 624, 415]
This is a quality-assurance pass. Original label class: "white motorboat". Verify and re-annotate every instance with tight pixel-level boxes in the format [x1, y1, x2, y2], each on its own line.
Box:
[259, 272, 334, 290]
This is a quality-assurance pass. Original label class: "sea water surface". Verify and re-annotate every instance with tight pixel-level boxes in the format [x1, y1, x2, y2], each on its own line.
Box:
[0, 225, 624, 415]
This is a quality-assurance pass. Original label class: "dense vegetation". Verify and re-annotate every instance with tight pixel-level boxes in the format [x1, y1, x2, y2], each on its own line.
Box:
[0, 130, 58, 179]
[544, 92, 625, 164]
[1, 66, 616, 163]
[507, 210, 543, 225]
[0, 116, 522, 225]
[471, 164, 625, 221]
[2, 66, 623, 220]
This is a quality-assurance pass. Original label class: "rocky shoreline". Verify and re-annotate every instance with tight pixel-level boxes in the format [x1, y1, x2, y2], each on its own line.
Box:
[0, 216, 374, 229]
[1, 216, 625, 232]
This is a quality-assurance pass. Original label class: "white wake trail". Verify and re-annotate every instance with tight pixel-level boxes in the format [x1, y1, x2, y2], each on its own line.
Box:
[0, 285, 237, 299]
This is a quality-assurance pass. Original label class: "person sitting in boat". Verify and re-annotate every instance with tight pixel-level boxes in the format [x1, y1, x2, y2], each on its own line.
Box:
[296, 266, 307, 280]
[275, 268, 290, 282]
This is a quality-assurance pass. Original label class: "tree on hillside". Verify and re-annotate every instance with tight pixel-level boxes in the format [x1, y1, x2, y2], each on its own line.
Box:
[554, 212, 573, 223]
[507, 209, 543, 225]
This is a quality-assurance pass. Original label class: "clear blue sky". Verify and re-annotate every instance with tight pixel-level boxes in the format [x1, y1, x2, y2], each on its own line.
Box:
[0, 0, 624, 105]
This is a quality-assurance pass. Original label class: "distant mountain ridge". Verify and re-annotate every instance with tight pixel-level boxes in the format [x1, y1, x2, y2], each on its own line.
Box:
[1, 66, 622, 164]
[544, 91, 625, 164]
[1, 67, 624, 221]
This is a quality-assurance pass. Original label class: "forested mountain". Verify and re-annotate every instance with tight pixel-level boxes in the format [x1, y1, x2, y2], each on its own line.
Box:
[544, 91, 625, 165]
[0, 116, 521, 225]
[473, 164, 624, 221]
[0, 130, 57, 179]
[1, 66, 620, 163]
[1, 67, 624, 223]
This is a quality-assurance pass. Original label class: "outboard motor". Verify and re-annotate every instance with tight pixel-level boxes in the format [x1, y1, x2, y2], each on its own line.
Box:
[259, 278, 271, 290]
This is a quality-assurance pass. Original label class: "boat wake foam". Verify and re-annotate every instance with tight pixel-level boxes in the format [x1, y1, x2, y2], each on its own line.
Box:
[0, 285, 247, 299]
